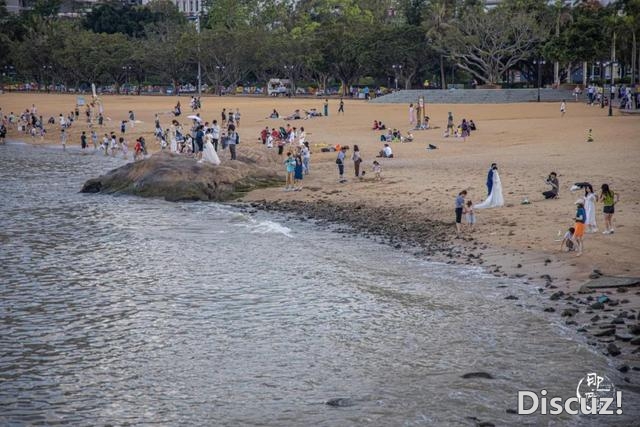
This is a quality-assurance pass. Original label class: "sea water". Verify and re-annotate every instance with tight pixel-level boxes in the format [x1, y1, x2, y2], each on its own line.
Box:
[0, 143, 637, 426]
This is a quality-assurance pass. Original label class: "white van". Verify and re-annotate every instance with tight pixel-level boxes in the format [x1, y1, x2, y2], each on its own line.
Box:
[267, 79, 291, 96]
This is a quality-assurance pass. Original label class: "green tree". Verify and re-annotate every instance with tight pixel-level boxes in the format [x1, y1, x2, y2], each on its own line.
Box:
[446, 6, 547, 84]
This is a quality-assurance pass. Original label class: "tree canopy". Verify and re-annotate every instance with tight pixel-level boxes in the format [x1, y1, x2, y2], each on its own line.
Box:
[1, 0, 637, 92]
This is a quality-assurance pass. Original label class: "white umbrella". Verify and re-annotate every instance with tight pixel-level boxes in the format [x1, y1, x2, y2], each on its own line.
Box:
[187, 115, 202, 123]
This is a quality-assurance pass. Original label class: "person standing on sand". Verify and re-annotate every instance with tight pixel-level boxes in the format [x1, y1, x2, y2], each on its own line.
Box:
[455, 190, 467, 236]
[409, 103, 415, 126]
[465, 200, 476, 231]
[294, 154, 304, 190]
[584, 184, 598, 233]
[128, 110, 135, 129]
[446, 112, 454, 137]
[284, 152, 296, 191]
[599, 183, 619, 234]
[211, 120, 220, 151]
[301, 141, 310, 174]
[336, 146, 347, 182]
[60, 129, 67, 151]
[338, 98, 344, 114]
[227, 125, 238, 160]
[324, 99, 329, 116]
[80, 131, 87, 151]
[573, 200, 586, 256]
[352, 144, 362, 178]
[486, 163, 497, 196]
[91, 130, 98, 150]
[560, 99, 566, 116]
[221, 108, 227, 128]
[235, 109, 241, 128]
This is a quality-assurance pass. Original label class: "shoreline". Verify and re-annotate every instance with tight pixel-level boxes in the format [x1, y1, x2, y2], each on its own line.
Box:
[5, 131, 640, 370]
[2, 93, 639, 371]
[234, 197, 640, 371]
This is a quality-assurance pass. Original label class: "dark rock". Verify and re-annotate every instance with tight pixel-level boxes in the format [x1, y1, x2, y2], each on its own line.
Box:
[594, 329, 616, 337]
[608, 300, 619, 307]
[630, 337, 640, 345]
[562, 308, 578, 317]
[544, 307, 555, 313]
[617, 365, 630, 373]
[607, 343, 621, 357]
[617, 287, 628, 293]
[577, 327, 587, 333]
[611, 318, 625, 325]
[506, 409, 517, 414]
[590, 302, 605, 310]
[590, 315, 601, 322]
[394, 243, 402, 249]
[615, 333, 633, 342]
[504, 295, 519, 300]
[461, 372, 494, 379]
[478, 423, 495, 427]
[326, 398, 354, 407]
[566, 320, 577, 326]
[550, 291, 565, 301]
[593, 269, 603, 275]
[81, 149, 284, 202]
[628, 324, 640, 335]
[540, 274, 552, 282]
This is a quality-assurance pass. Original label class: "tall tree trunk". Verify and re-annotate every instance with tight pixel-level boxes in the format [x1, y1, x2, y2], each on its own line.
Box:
[554, 11, 560, 85]
[440, 55, 445, 89]
[582, 62, 587, 86]
[631, 31, 636, 84]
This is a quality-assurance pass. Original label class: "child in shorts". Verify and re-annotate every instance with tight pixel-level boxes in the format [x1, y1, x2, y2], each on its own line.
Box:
[372, 160, 382, 181]
[560, 227, 575, 252]
[464, 200, 476, 231]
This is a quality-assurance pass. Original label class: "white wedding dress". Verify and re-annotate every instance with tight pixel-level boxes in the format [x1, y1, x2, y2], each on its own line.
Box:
[200, 141, 221, 165]
[585, 192, 597, 229]
[475, 170, 504, 209]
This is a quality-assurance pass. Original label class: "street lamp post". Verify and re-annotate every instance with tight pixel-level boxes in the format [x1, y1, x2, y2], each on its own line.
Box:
[533, 58, 546, 102]
[597, 61, 606, 108]
[608, 61, 617, 117]
[392, 64, 402, 91]
[195, 14, 201, 97]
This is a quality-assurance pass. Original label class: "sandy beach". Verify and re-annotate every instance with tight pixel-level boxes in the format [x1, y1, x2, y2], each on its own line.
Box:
[3, 92, 640, 363]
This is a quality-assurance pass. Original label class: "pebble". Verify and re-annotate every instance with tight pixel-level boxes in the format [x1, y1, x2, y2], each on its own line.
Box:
[607, 343, 621, 357]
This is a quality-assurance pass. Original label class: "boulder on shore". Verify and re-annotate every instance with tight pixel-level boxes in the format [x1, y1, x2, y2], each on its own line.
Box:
[81, 149, 284, 202]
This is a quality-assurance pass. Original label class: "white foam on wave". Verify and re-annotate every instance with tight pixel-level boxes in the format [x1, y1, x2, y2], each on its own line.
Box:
[249, 220, 293, 238]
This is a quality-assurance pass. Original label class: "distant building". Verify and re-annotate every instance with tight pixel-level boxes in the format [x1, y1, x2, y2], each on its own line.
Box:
[140, 0, 202, 16]
[5, 0, 200, 15]
[5, 0, 29, 13]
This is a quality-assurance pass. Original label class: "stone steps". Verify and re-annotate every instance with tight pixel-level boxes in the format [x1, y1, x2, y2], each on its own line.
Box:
[370, 89, 576, 104]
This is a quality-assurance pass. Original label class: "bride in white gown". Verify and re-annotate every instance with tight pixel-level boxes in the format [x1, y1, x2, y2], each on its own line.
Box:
[200, 138, 220, 165]
[475, 169, 504, 209]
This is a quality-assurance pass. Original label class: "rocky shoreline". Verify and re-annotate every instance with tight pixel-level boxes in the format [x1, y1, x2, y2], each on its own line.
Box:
[236, 199, 640, 383]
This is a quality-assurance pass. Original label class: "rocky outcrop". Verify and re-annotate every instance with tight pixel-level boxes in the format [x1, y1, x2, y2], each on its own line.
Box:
[81, 148, 283, 201]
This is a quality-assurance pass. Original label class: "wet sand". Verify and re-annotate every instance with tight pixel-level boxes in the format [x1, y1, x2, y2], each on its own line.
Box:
[2, 92, 640, 364]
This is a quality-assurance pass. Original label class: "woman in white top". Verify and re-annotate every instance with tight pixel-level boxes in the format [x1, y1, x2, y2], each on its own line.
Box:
[584, 184, 598, 232]
[298, 126, 306, 146]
